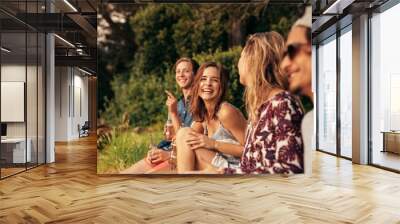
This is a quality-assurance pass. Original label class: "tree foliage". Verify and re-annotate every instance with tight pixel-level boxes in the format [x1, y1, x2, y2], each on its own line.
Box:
[98, 4, 138, 111]
[99, 3, 301, 127]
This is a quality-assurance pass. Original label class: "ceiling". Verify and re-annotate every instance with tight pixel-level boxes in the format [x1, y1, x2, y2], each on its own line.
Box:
[312, 0, 390, 43]
[0, 0, 97, 74]
[102, 0, 307, 3]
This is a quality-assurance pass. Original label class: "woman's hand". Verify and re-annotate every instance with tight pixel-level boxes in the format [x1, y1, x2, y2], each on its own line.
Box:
[165, 90, 178, 116]
[185, 130, 216, 150]
[163, 124, 174, 141]
[146, 149, 171, 164]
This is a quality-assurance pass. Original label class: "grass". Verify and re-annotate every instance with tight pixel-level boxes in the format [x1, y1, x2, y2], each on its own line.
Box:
[97, 125, 163, 174]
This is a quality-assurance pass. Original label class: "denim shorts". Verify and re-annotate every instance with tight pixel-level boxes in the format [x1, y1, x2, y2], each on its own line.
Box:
[157, 140, 172, 151]
[211, 152, 240, 169]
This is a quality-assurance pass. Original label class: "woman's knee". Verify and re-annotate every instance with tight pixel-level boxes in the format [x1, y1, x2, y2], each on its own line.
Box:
[176, 127, 192, 142]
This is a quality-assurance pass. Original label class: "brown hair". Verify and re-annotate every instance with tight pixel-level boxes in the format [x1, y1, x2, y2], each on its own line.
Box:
[173, 57, 199, 75]
[190, 62, 228, 122]
[241, 31, 288, 123]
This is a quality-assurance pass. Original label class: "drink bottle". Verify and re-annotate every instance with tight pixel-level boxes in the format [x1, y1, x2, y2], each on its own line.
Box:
[165, 114, 174, 141]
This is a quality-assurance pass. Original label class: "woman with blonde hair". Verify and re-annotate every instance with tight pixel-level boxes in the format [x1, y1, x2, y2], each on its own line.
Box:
[226, 31, 304, 174]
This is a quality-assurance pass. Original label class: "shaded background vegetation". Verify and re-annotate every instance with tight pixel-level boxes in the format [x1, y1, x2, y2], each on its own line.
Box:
[98, 3, 305, 128]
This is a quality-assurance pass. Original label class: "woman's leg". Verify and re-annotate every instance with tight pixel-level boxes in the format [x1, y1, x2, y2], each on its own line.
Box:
[193, 149, 217, 170]
[146, 161, 172, 174]
[176, 128, 196, 172]
[119, 158, 154, 174]
[176, 127, 216, 172]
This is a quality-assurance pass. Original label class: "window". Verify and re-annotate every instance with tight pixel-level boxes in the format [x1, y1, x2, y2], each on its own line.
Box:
[339, 27, 352, 158]
[317, 35, 337, 155]
[370, 2, 400, 171]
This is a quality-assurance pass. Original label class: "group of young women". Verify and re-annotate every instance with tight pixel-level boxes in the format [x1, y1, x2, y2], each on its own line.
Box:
[122, 31, 304, 175]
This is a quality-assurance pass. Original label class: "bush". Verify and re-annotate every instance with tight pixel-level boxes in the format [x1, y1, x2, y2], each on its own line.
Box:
[102, 72, 175, 127]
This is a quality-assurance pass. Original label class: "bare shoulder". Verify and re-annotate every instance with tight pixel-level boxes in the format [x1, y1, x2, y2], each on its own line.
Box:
[217, 102, 245, 122]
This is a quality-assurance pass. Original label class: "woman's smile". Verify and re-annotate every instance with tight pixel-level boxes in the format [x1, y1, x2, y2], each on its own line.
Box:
[199, 67, 220, 101]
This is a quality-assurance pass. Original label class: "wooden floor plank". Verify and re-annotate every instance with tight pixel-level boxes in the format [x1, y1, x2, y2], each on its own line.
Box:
[0, 135, 399, 223]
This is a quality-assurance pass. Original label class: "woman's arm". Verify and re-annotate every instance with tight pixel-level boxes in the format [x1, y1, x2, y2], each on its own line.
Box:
[269, 97, 304, 174]
[165, 90, 182, 133]
[185, 105, 246, 157]
[169, 112, 181, 134]
[212, 141, 243, 157]
[213, 103, 247, 157]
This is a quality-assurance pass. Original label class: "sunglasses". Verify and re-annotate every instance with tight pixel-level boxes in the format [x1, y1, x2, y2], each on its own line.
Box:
[283, 43, 310, 60]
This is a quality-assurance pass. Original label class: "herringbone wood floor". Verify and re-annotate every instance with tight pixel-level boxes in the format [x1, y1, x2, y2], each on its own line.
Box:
[1, 135, 400, 224]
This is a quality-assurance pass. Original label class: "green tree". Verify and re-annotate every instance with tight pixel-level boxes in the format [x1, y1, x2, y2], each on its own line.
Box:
[130, 4, 191, 76]
[98, 4, 137, 112]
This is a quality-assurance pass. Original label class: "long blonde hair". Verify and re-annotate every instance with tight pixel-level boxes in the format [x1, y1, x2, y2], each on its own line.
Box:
[241, 31, 288, 124]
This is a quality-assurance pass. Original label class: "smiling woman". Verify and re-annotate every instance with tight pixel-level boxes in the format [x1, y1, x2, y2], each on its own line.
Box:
[190, 62, 228, 122]
[199, 67, 220, 101]
[175, 62, 248, 173]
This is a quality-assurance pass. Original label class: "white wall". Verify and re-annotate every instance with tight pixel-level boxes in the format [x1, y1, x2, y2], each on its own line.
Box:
[1, 65, 26, 139]
[0, 65, 37, 137]
[55, 66, 69, 141]
[54, 66, 89, 141]
[1, 63, 46, 164]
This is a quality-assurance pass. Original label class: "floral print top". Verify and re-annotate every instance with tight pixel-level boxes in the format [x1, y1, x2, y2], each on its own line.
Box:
[225, 91, 304, 174]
